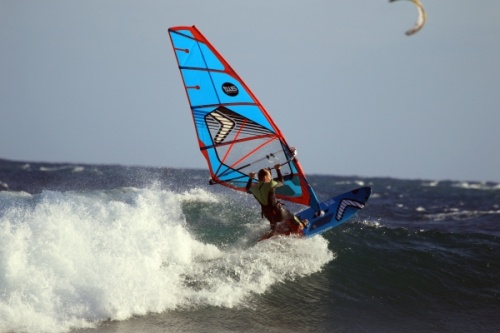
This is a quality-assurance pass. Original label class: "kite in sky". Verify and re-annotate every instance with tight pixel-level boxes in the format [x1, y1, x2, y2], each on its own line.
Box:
[390, 0, 427, 36]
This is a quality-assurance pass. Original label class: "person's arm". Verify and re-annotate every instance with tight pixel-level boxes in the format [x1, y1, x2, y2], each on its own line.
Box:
[274, 164, 284, 183]
[246, 172, 256, 193]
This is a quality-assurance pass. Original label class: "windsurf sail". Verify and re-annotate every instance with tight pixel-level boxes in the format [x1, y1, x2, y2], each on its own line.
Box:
[168, 26, 321, 211]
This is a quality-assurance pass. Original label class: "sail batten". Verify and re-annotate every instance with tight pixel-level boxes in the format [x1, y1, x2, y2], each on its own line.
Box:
[168, 25, 320, 209]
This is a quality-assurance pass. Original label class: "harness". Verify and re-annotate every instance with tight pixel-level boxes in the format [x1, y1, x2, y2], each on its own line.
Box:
[249, 180, 283, 221]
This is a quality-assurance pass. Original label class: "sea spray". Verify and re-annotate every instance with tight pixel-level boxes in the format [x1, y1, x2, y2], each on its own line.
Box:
[1, 188, 190, 331]
[0, 187, 334, 333]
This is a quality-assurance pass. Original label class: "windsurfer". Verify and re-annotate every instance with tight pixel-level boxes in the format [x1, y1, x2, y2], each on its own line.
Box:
[246, 164, 308, 235]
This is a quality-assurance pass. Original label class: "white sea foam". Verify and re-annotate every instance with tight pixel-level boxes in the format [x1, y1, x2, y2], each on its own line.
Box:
[360, 219, 382, 228]
[333, 180, 365, 187]
[422, 181, 439, 187]
[0, 187, 333, 333]
[39, 165, 84, 172]
[0, 181, 8, 190]
[451, 181, 500, 191]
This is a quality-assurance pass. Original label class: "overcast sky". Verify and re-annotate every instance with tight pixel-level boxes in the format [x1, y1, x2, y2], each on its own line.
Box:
[1, 0, 499, 182]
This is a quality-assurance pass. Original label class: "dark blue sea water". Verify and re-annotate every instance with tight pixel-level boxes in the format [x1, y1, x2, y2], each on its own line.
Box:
[1, 158, 499, 333]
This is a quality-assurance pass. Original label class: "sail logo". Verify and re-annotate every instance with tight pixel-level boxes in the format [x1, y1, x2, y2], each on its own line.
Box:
[336, 199, 365, 221]
[222, 82, 239, 96]
[209, 109, 236, 144]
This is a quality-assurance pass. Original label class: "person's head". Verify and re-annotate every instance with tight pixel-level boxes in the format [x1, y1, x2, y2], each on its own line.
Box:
[258, 168, 272, 182]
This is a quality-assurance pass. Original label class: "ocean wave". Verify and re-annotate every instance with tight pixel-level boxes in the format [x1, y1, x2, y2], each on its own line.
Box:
[0, 186, 333, 333]
[39, 165, 85, 173]
[423, 208, 500, 221]
[451, 181, 500, 191]
[0, 180, 8, 191]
